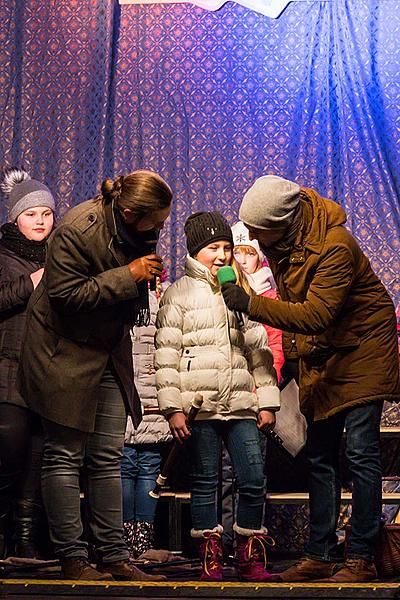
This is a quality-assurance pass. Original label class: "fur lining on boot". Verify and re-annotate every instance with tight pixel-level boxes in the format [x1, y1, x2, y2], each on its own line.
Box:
[233, 523, 268, 537]
[191, 524, 223, 539]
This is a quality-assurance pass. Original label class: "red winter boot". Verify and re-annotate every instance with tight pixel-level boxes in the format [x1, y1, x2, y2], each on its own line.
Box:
[191, 525, 224, 581]
[234, 524, 275, 582]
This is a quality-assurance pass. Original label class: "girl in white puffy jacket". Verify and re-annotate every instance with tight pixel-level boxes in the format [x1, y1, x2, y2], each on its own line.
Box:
[155, 211, 280, 582]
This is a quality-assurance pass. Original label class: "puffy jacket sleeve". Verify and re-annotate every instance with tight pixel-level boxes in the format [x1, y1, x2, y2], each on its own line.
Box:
[243, 318, 280, 411]
[46, 224, 139, 314]
[0, 272, 33, 312]
[155, 289, 184, 414]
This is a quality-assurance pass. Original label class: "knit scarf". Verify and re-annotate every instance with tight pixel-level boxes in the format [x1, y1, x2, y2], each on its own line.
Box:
[0, 222, 47, 264]
[114, 210, 158, 327]
[245, 266, 275, 295]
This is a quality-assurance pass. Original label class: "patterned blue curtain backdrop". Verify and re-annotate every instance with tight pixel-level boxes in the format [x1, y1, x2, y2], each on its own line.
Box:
[0, 0, 399, 304]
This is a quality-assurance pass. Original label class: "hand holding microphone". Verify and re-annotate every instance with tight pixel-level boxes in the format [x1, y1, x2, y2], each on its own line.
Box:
[216, 266, 251, 326]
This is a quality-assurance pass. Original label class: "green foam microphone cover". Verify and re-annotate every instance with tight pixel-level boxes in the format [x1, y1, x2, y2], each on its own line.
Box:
[216, 265, 237, 286]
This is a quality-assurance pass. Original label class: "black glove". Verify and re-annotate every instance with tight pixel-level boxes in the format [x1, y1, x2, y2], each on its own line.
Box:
[221, 282, 251, 314]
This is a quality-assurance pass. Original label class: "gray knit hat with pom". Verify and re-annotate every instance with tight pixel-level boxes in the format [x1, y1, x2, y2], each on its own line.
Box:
[239, 175, 301, 230]
[0, 168, 55, 222]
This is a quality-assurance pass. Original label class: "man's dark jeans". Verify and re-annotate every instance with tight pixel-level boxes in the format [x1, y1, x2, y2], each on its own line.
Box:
[41, 370, 129, 563]
[305, 401, 383, 562]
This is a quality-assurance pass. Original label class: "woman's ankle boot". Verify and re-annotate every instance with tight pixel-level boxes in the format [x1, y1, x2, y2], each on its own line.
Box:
[135, 522, 155, 557]
[123, 521, 137, 560]
[191, 525, 224, 581]
[234, 523, 275, 582]
[13, 499, 43, 558]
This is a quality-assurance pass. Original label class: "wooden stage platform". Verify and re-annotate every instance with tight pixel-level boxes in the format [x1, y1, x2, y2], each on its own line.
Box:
[1, 556, 399, 599]
[1, 579, 400, 600]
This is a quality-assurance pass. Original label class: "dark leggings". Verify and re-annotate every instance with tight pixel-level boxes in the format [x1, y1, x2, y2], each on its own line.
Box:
[0, 403, 43, 516]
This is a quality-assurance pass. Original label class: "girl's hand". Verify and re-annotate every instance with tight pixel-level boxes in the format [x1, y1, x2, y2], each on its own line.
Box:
[167, 411, 191, 444]
[257, 409, 276, 432]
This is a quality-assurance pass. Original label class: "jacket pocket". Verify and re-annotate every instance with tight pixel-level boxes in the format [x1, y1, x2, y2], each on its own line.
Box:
[296, 328, 361, 368]
[180, 347, 208, 371]
[296, 334, 335, 367]
[179, 357, 192, 371]
[329, 329, 361, 350]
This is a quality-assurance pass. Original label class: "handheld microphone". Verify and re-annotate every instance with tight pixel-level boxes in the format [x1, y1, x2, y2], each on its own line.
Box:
[148, 237, 158, 292]
[149, 276, 157, 292]
[216, 265, 236, 286]
[216, 266, 244, 328]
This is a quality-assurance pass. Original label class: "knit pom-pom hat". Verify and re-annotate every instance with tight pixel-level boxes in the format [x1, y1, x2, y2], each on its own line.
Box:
[1, 168, 55, 222]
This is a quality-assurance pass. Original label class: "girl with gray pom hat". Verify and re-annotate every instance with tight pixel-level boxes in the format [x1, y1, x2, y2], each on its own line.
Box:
[0, 167, 55, 559]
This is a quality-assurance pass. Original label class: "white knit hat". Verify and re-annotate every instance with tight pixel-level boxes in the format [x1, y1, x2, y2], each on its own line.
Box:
[239, 175, 301, 230]
[231, 221, 263, 259]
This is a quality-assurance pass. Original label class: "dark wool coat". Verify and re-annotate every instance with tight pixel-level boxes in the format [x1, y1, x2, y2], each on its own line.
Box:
[0, 244, 39, 407]
[249, 188, 400, 421]
[18, 198, 142, 432]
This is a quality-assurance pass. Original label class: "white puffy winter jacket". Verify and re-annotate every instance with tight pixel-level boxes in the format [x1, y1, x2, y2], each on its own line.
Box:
[155, 256, 280, 420]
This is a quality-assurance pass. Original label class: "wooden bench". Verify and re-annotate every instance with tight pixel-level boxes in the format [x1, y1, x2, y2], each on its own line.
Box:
[159, 490, 400, 551]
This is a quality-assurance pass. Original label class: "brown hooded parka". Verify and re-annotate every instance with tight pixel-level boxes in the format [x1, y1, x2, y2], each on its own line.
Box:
[249, 188, 400, 420]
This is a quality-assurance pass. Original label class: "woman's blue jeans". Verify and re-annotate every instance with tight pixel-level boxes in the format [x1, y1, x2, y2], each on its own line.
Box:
[305, 401, 383, 562]
[188, 419, 266, 531]
[121, 444, 162, 523]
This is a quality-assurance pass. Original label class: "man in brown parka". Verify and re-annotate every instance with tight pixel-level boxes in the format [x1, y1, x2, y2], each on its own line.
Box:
[222, 175, 400, 583]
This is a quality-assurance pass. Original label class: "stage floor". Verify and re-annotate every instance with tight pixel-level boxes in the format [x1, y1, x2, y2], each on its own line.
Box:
[1, 557, 399, 599]
[1, 579, 400, 600]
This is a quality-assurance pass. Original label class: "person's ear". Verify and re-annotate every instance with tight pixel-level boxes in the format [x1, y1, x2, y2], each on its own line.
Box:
[121, 208, 135, 224]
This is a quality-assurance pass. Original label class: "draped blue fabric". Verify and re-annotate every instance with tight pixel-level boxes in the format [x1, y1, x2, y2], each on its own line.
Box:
[1, 0, 399, 304]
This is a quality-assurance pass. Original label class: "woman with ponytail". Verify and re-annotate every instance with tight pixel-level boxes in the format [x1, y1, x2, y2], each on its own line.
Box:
[17, 170, 172, 581]
[0, 168, 55, 559]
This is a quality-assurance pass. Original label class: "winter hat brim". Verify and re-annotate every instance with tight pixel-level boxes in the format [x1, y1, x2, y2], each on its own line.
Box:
[9, 180, 55, 222]
[231, 220, 263, 259]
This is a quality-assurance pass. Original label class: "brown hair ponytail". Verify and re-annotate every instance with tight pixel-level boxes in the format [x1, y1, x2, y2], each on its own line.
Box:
[101, 170, 172, 214]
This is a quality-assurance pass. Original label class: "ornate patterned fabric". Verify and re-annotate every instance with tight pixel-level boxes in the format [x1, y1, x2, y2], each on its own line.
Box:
[266, 503, 310, 553]
[1, 3, 398, 550]
[1, 0, 399, 301]
[120, 0, 293, 19]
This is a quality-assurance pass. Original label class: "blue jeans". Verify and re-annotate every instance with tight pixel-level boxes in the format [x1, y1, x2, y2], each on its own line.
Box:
[305, 401, 383, 562]
[188, 419, 265, 531]
[41, 369, 129, 562]
[121, 444, 162, 523]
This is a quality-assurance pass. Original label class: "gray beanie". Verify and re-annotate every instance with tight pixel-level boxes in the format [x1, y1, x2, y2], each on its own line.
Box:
[239, 175, 301, 230]
[0, 168, 55, 222]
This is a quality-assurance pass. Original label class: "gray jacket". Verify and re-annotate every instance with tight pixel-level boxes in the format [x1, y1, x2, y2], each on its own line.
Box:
[125, 289, 172, 445]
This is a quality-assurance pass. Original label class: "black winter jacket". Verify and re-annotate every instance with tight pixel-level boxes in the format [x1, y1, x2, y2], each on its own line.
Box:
[0, 244, 40, 407]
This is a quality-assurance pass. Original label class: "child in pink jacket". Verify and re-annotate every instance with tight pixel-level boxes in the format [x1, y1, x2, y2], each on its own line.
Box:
[232, 221, 284, 383]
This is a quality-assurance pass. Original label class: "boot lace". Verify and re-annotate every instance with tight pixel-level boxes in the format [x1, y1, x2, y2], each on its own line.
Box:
[345, 558, 362, 572]
[245, 533, 275, 568]
[74, 558, 89, 568]
[203, 533, 222, 577]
